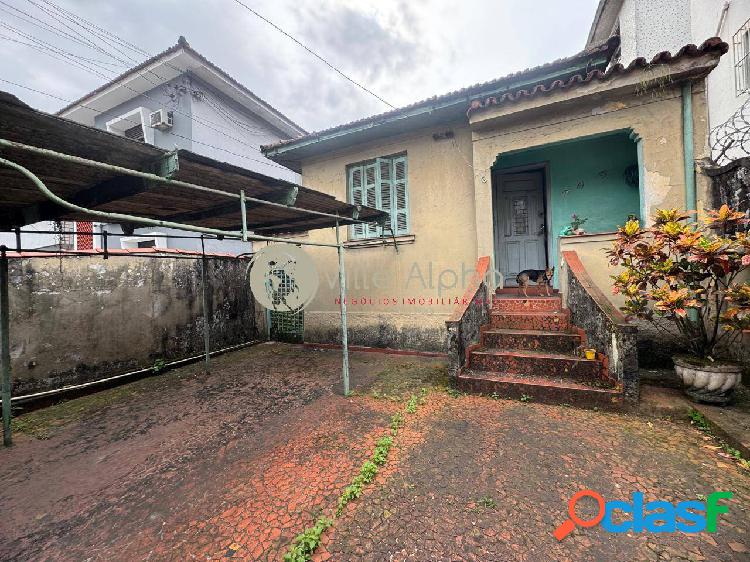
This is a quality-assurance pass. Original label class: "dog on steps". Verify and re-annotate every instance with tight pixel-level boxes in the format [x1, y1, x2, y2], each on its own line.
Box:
[516, 267, 554, 297]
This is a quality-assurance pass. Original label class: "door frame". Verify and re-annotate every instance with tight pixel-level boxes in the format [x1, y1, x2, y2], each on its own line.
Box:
[491, 162, 551, 287]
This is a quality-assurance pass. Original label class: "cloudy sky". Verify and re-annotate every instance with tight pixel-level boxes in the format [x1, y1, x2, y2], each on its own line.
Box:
[0, 0, 599, 133]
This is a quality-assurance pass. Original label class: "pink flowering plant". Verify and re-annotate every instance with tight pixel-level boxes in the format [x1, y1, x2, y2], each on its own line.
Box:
[608, 205, 750, 359]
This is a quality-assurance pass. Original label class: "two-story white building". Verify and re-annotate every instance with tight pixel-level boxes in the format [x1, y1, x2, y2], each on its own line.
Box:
[5, 36, 304, 254]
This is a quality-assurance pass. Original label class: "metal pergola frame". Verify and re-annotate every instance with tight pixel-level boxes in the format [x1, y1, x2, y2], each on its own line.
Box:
[0, 140, 388, 446]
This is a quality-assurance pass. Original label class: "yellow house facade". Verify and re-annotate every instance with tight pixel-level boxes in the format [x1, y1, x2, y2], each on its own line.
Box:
[263, 36, 727, 355]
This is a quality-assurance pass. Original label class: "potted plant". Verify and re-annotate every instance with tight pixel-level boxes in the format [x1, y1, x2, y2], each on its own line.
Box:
[560, 213, 589, 236]
[608, 205, 750, 405]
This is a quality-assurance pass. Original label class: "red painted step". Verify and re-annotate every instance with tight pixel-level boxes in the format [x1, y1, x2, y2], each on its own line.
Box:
[457, 370, 622, 410]
[469, 348, 603, 381]
[490, 310, 570, 331]
[481, 328, 582, 353]
[496, 286, 559, 296]
[493, 296, 562, 313]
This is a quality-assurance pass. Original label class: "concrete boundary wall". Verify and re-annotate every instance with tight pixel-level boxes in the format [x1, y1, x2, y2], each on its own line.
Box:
[7, 255, 256, 395]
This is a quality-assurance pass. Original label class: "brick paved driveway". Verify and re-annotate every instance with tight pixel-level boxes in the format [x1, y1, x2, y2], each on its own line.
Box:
[0, 343, 748, 561]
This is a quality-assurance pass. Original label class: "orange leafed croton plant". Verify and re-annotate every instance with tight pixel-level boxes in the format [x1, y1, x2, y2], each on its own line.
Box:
[608, 205, 750, 359]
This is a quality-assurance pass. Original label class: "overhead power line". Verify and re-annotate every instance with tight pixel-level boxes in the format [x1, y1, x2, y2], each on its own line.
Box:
[38, 0, 149, 56]
[0, 1, 125, 64]
[0, 21, 122, 71]
[18, 0, 286, 147]
[230, 0, 394, 109]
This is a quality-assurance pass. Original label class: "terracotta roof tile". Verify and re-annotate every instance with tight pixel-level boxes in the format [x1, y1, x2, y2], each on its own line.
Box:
[261, 37, 620, 153]
[467, 38, 728, 115]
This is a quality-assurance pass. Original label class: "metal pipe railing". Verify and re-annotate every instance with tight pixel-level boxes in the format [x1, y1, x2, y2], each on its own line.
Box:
[0, 143, 360, 444]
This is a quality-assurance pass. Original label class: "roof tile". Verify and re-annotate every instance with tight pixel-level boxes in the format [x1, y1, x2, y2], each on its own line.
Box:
[261, 36, 620, 153]
[467, 38, 728, 115]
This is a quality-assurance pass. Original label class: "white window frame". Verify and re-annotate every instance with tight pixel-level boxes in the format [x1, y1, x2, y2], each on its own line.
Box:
[120, 233, 165, 249]
[733, 19, 750, 96]
[105, 107, 153, 144]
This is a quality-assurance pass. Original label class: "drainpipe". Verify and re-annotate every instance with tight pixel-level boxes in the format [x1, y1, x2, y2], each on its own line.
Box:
[681, 82, 696, 223]
[716, 2, 730, 37]
[681, 83, 700, 327]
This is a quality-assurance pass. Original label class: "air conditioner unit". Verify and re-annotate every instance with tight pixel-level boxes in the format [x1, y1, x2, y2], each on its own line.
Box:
[149, 109, 173, 130]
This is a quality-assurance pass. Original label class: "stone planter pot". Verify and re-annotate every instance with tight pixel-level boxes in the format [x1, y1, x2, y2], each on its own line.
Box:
[673, 355, 742, 405]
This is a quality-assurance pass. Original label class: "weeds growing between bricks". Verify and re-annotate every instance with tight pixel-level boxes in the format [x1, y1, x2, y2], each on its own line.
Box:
[282, 388, 429, 562]
[688, 409, 750, 471]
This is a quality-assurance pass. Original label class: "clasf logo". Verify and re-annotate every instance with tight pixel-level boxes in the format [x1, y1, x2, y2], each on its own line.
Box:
[554, 490, 733, 541]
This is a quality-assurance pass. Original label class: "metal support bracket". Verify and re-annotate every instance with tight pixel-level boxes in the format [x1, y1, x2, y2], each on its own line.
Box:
[149, 150, 179, 190]
[281, 185, 299, 206]
[387, 224, 399, 254]
[153, 150, 179, 179]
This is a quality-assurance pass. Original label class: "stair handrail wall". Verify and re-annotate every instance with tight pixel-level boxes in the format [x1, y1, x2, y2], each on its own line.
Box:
[446, 256, 491, 381]
[560, 250, 639, 403]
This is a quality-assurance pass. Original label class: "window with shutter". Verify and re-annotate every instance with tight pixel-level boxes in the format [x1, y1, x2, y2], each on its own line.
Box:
[377, 157, 393, 234]
[392, 156, 409, 235]
[347, 154, 409, 240]
[363, 162, 379, 238]
[348, 165, 365, 238]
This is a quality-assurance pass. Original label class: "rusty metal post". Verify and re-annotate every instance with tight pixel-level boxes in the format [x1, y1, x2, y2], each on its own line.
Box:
[0, 246, 12, 445]
[200, 237, 211, 372]
[335, 221, 350, 395]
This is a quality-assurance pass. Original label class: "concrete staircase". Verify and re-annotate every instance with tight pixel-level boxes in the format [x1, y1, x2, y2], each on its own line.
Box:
[456, 287, 622, 409]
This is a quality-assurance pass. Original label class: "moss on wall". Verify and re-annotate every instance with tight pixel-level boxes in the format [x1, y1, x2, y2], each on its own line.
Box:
[8, 256, 257, 395]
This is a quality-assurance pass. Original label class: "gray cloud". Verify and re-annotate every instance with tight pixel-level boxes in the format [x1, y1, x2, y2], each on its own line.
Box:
[0, 0, 600, 134]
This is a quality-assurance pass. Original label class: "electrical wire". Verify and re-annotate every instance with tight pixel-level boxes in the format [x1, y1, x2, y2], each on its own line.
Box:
[16, 1, 274, 152]
[230, 0, 394, 109]
[0, 2, 126, 66]
[2, 18, 270, 154]
[39, 0, 149, 56]
[0, 22, 123, 72]
[0, 33, 113, 78]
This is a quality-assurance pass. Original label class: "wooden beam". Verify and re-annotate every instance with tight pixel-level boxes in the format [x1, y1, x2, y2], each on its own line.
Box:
[161, 186, 301, 223]
[0, 175, 150, 228]
[163, 201, 240, 223]
[250, 214, 332, 231]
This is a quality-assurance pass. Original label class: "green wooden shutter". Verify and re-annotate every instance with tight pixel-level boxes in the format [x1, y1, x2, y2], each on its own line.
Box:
[377, 157, 393, 235]
[348, 165, 365, 239]
[363, 161, 379, 238]
[392, 155, 409, 234]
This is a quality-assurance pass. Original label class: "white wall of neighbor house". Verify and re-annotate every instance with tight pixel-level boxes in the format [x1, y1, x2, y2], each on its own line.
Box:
[93, 76, 194, 152]
[188, 76, 299, 183]
[617, 0, 693, 66]
[694, 0, 750, 140]
[0, 222, 60, 250]
[96, 224, 253, 255]
[615, 0, 750, 158]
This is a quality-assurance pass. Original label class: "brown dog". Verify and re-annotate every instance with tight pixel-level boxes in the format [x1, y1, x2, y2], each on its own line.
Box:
[516, 267, 554, 297]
